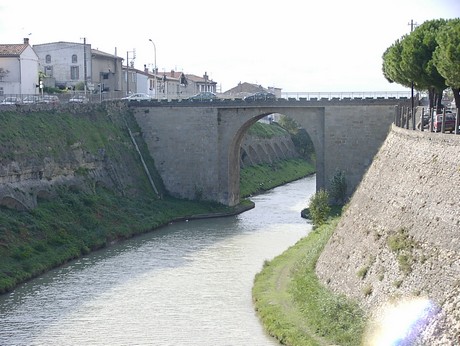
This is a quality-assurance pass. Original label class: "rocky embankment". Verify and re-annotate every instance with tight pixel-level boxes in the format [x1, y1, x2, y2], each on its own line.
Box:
[240, 132, 299, 168]
[315, 124, 460, 344]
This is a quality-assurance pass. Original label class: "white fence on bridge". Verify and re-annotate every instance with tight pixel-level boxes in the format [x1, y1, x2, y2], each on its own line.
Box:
[280, 90, 413, 100]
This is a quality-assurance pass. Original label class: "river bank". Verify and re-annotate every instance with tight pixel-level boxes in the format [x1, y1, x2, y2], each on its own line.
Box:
[0, 158, 313, 294]
[252, 214, 366, 346]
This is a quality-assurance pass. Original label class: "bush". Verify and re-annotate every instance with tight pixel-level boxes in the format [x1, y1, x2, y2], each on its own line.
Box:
[308, 189, 330, 226]
[329, 170, 347, 204]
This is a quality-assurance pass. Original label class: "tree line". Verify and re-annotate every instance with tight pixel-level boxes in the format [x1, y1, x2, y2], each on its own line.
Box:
[382, 18, 460, 111]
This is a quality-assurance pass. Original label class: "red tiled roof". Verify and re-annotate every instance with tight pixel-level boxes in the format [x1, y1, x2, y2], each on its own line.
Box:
[224, 82, 265, 95]
[186, 74, 216, 84]
[161, 71, 183, 80]
[0, 44, 28, 56]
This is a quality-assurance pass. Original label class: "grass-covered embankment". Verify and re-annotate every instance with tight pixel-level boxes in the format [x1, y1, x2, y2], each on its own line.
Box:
[0, 180, 248, 294]
[240, 159, 315, 197]
[0, 107, 241, 294]
[0, 157, 308, 294]
[252, 215, 366, 346]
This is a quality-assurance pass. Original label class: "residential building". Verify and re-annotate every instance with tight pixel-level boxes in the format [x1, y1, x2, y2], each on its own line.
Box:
[33, 41, 123, 93]
[90, 49, 123, 93]
[153, 70, 217, 99]
[223, 82, 282, 99]
[127, 68, 219, 100]
[122, 65, 151, 96]
[185, 72, 217, 95]
[0, 38, 39, 96]
[156, 70, 186, 99]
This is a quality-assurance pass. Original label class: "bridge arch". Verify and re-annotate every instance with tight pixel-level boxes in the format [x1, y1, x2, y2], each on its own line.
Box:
[222, 108, 322, 206]
[226, 113, 270, 205]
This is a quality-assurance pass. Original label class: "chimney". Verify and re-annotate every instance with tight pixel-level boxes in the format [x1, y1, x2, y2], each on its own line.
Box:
[24, 38, 29, 45]
[144, 64, 148, 73]
[171, 70, 175, 78]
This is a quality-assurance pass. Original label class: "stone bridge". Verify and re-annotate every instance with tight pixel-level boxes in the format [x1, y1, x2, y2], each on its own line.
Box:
[131, 97, 411, 206]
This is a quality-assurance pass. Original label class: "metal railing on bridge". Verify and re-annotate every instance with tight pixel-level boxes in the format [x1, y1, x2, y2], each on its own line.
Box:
[281, 91, 412, 100]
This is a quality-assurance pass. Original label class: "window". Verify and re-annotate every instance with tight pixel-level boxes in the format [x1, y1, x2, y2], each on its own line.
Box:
[0, 87, 3, 96]
[71, 66, 79, 80]
[45, 55, 51, 63]
[72, 54, 77, 63]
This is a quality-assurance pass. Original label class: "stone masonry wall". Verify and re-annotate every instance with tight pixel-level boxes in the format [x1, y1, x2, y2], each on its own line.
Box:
[315, 125, 460, 344]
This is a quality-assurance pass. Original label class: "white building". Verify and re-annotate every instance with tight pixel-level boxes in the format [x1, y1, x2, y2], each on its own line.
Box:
[0, 38, 39, 96]
[33, 41, 123, 93]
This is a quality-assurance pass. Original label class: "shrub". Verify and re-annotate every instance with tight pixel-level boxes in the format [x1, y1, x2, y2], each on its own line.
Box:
[308, 189, 330, 226]
[329, 170, 347, 204]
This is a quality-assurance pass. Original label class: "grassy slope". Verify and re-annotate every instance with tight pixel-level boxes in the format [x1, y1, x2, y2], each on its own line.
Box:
[240, 159, 315, 197]
[0, 108, 236, 293]
[252, 217, 366, 346]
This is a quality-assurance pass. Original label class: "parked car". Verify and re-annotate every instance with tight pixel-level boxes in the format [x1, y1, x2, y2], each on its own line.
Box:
[0, 96, 22, 105]
[431, 114, 456, 133]
[69, 95, 89, 104]
[188, 92, 217, 101]
[42, 95, 60, 104]
[243, 91, 276, 101]
[121, 93, 152, 101]
[22, 95, 43, 104]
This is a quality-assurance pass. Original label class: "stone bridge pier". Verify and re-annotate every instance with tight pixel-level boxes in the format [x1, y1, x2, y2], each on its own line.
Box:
[132, 101, 401, 206]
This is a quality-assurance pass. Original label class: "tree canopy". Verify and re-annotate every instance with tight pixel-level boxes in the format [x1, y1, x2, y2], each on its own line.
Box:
[382, 18, 460, 109]
[433, 18, 460, 108]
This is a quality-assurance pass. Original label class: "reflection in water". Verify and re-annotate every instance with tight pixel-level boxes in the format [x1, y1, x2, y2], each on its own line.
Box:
[0, 176, 315, 346]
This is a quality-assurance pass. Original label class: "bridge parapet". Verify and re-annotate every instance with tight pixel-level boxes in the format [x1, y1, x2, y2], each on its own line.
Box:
[127, 95, 412, 108]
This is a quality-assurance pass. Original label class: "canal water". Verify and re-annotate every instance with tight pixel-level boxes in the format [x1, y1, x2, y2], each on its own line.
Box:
[0, 175, 316, 346]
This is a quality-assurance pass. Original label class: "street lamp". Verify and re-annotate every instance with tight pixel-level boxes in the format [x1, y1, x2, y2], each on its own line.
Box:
[149, 39, 157, 100]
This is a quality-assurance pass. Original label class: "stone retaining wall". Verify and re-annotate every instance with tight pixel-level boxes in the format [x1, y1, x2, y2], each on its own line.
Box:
[315, 125, 460, 344]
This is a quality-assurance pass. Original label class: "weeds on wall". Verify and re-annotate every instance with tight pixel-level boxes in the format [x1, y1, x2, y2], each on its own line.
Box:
[387, 228, 416, 275]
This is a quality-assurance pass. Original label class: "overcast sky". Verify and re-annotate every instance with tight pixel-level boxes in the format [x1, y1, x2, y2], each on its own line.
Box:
[1, 0, 458, 93]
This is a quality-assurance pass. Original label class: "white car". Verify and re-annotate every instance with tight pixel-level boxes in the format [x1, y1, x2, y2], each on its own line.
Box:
[1, 97, 22, 105]
[121, 93, 152, 101]
[23, 95, 43, 104]
[69, 95, 89, 103]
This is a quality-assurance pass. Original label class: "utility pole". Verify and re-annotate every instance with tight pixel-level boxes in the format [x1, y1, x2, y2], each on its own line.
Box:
[149, 39, 157, 100]
[83, 37, 87, 95]
[126, 49, 136, 96]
